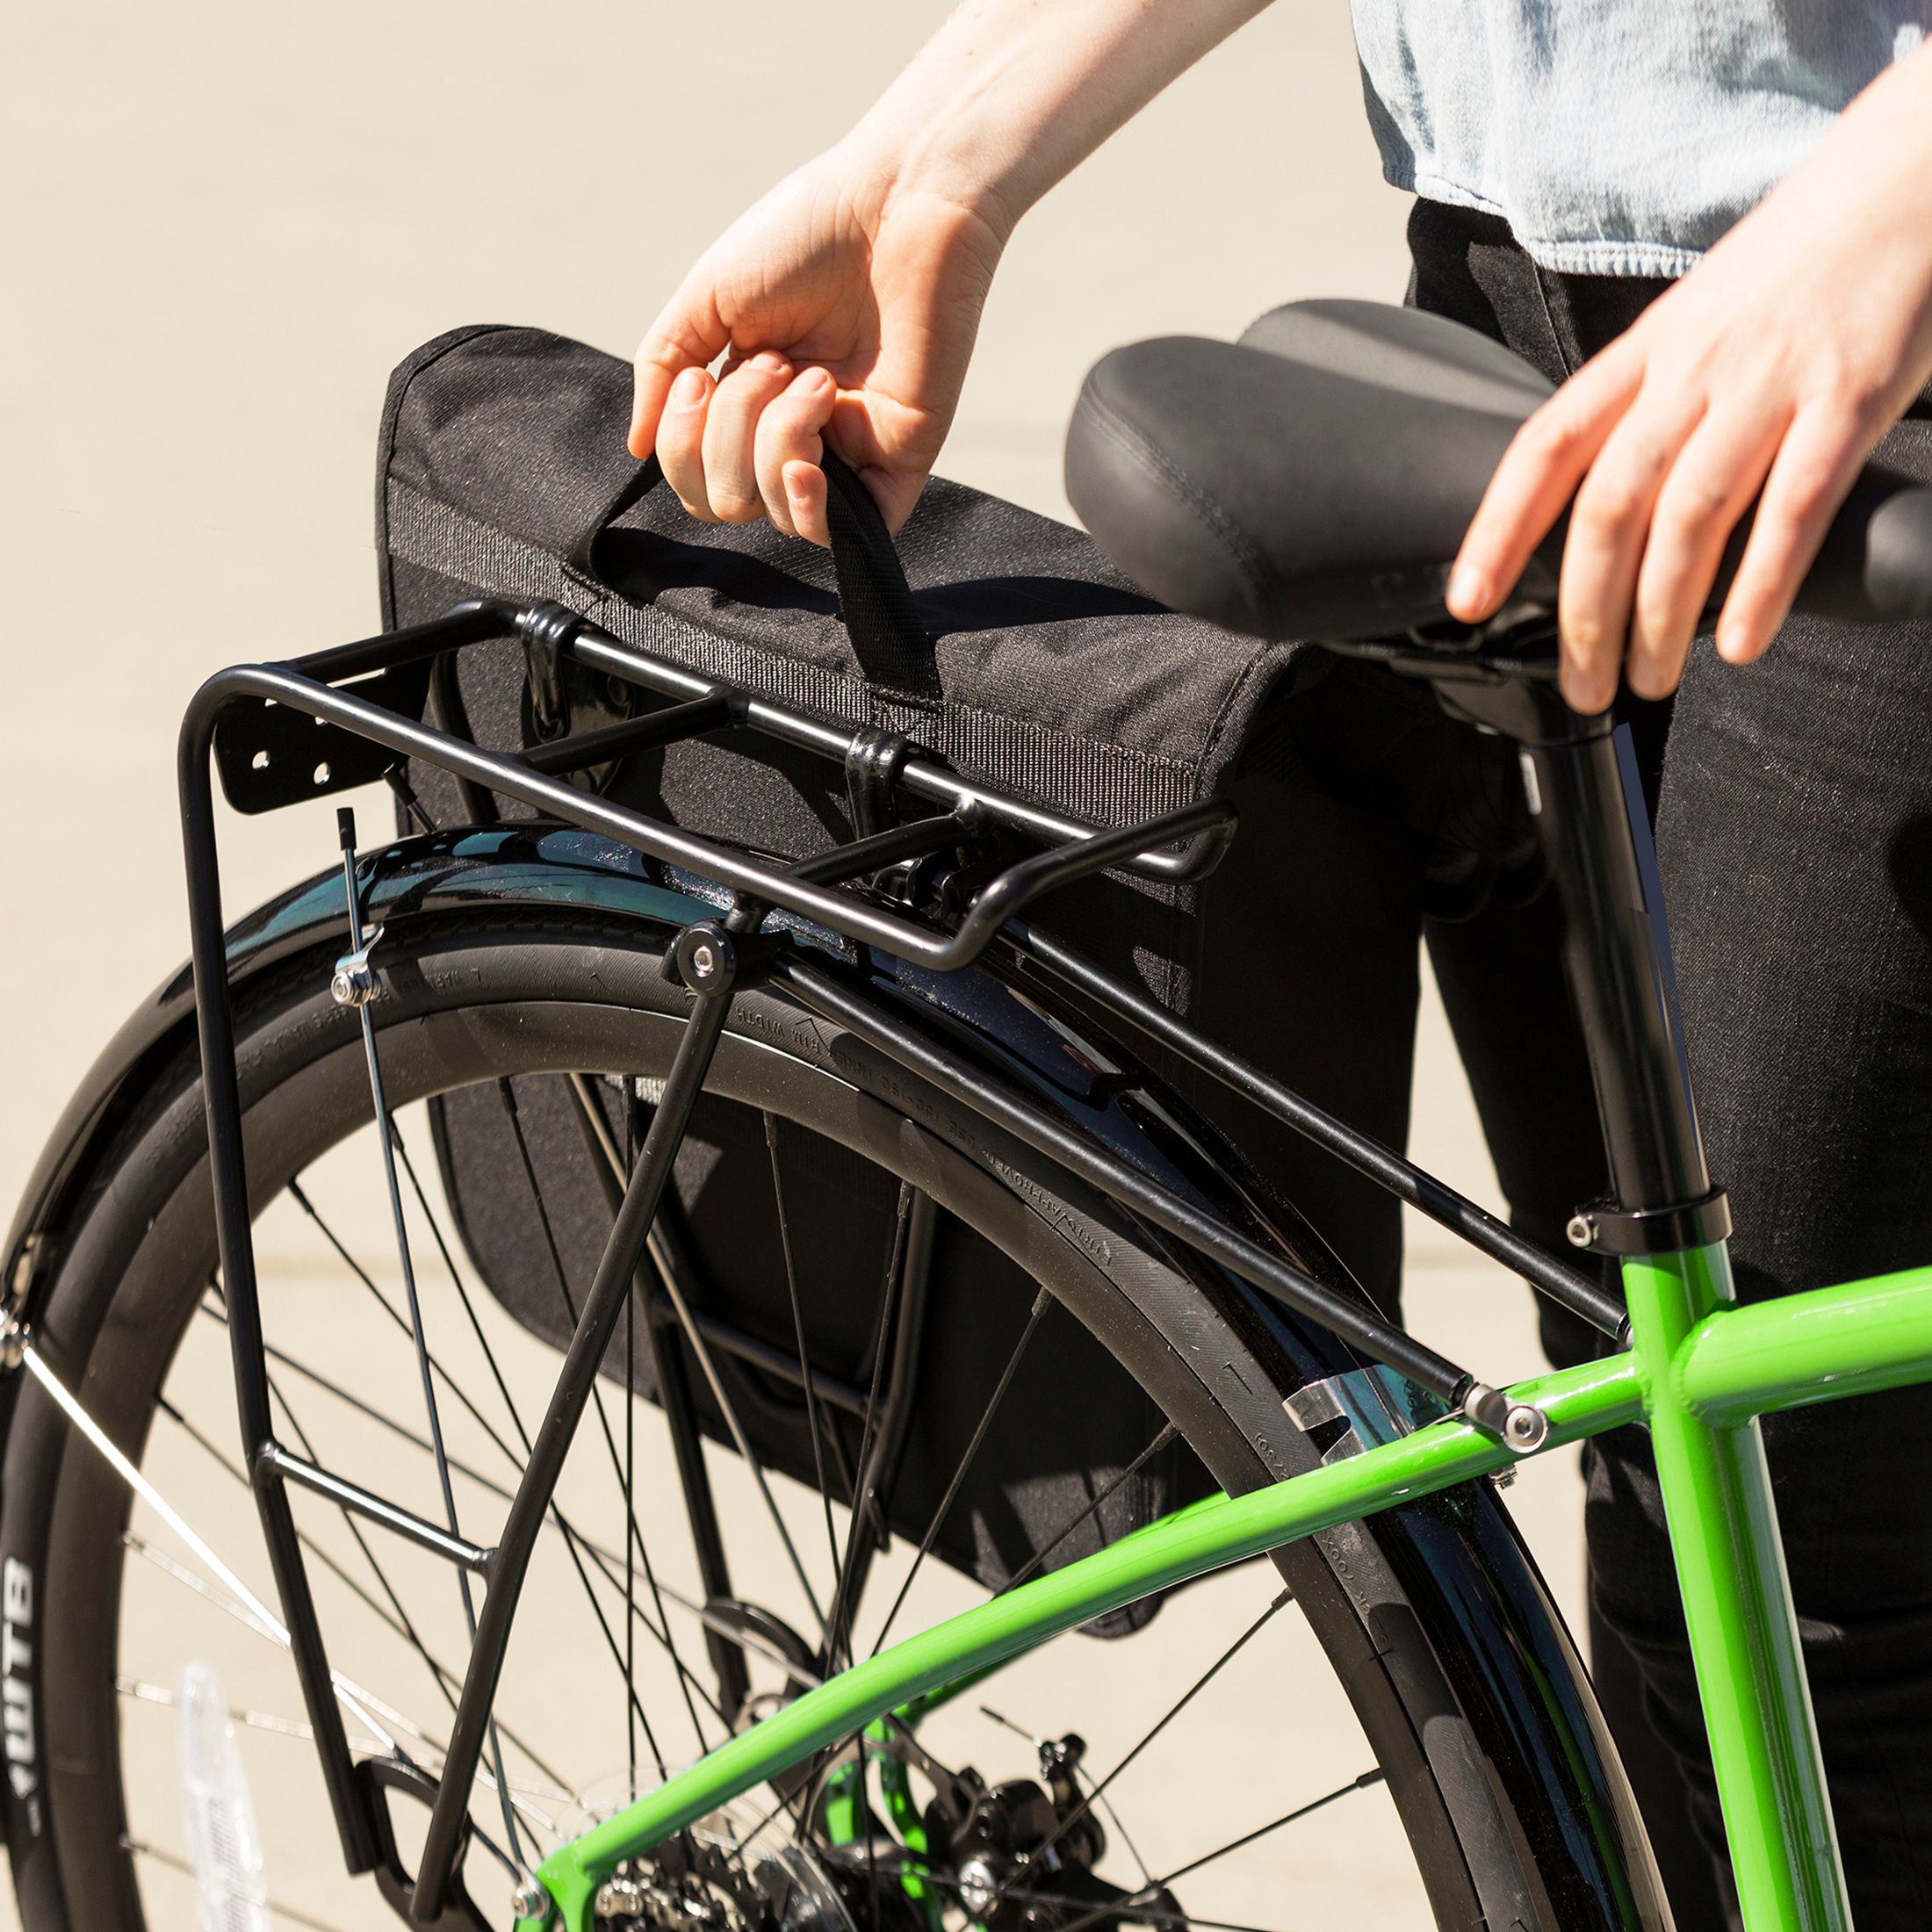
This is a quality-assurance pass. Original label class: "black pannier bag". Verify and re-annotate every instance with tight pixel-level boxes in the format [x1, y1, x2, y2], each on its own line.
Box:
[373, 322, 1414, 1624]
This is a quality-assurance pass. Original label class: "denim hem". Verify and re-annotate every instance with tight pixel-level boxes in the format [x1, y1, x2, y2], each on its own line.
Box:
[1397, 170, 1705, 281]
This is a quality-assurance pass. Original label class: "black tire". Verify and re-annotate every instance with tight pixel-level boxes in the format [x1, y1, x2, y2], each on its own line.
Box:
[2, 911, 1565, 1932]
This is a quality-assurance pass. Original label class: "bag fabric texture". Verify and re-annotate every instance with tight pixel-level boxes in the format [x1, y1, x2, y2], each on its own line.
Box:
[375, 323, 1321, 1617]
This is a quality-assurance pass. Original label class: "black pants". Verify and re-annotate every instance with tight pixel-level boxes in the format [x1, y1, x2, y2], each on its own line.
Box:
[1388, 199, 1932, 1930]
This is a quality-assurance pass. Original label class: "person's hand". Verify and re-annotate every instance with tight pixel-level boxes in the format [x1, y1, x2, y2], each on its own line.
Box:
[1445, 46, 1932, 712]
[629, 148, 1008, 545]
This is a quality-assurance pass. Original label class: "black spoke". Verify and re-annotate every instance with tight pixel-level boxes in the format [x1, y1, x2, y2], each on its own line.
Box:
[992, 1589, 1294, 1903]
[1153, 1767, 1387, 1887]
[998, 1421, 1179, 1596]
[869, 1286, 1056, 1658]
[823, 1174, 927, 1676]
[1018, 1770, 1388, 1932]
[150, 1397, 569, 1799]
[570, 1078, 831, 1645]
[495, 1078, 681, 1776]
[764, 1111, 844, 1611]
[284, 1168, 725, 1751]
[276, 1186, 731, 1732]
[331, 832, 524, 1876]
[625, 1096, 639, 1795]
[196, 1293, 761, 1703]
[391, 1121, 719, 1753]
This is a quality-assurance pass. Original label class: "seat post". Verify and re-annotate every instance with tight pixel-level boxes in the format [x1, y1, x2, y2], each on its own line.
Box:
[1434, 671, 1719, 1236]
[1448, 673, 1853, 1930]
[1521, 714, 1712, 1222]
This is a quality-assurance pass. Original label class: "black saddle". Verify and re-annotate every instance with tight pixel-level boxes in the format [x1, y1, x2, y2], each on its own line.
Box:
[1065, 299, 1932, 645]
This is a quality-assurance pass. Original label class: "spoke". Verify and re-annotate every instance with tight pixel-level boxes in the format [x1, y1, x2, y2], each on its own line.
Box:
[113, 1677, 573, 1812]
[573, 1078, 830, 1643]
[869, 1286, 1056, 1658]
[977, 1704, 1150, 1885]
[122, 1835, 349, 1932]
[998, 1422, 1179, 1596]
[1152, 1767, 1387, 1887]
[194, 1283, 750, 1713]
[1007, 1776, 1390, 1932]
[206, 1272, 474, 1770]
[18, 1344, 398, 1757]
[992, 1589, 1294, 1904]
[333, 825, 521, 1871]
[294, 1156, 729, 1744]
[148, 1401, 570, 1801]
[905, 1865, 1289, 1932]
[823, 1185, 915, 1677]
[764, 1111, 843, 1598]
[494, 1078, 680, 1776]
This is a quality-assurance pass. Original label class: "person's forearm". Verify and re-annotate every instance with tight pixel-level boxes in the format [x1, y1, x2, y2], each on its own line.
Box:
[841, 0, 1274, 239]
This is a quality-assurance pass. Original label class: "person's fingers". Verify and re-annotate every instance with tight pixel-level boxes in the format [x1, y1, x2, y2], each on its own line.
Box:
[1556, 400, 1703, 712]
[1625, 405, 1787, 698]
[657, 365, 719, 521]
[702, 351, 797, 523]
[824, 393, 934, 534]
[753, 366, 837, 537]
[782, 458, 830, 548]
[1447, 345, 1646, 621]
[630, 284, 731, 461]
[1714, 404, 1871, 665]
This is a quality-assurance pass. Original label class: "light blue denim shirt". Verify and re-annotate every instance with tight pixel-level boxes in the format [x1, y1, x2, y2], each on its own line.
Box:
[1351, 3, 1931, 275]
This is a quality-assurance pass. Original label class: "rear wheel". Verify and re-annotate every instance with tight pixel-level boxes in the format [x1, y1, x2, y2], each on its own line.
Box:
[4, 911, 1555, 1930]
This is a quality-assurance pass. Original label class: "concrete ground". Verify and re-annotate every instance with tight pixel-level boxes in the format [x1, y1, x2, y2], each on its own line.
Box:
[3, 5, 1586, 1924]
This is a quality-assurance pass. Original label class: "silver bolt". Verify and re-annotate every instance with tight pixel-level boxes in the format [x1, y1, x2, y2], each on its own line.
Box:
[1564, 1213, 1595, 1248]
[1504, 1404, 1550, 1453]
[688, 941, 717, 978]
[956, 1856, 1000, 1920]
[513, 1876, 554, 1923]
[0, 1312, 25, 1373]
[330, 952, 380, 1007]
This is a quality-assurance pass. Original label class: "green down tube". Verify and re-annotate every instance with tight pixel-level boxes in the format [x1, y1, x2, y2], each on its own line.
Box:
[524, 1351, 1637, 1929]
[521, 1259, 1932, 1931]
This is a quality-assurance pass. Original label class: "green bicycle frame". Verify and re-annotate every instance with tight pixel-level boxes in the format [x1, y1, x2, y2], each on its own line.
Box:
[525, 1258, 1932, 1932]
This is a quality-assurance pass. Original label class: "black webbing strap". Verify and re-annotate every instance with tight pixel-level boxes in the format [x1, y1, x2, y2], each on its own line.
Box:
[573, 451, 941, 705]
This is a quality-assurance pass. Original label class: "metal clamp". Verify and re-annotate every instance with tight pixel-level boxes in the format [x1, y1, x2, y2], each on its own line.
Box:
[330, 925, 386, 1007]
[1566, 1186, 1733, 1258]
[667, 920, 784, 997]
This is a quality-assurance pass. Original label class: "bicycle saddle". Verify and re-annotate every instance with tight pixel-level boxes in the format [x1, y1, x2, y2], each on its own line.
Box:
[1066, 298, 1932, 644]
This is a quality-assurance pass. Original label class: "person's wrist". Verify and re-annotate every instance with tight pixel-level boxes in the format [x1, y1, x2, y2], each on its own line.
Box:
[834, 102, 1031, 247]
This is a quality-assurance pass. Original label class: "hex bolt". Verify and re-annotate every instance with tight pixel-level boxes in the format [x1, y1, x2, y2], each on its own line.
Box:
[329, 956, 378, 1007]
[689, 941, 717, 979]
[1565, 1213, 1596, 1249]
[1503, 1404, 1550, 1453]
[512, 1876, 554, 1923]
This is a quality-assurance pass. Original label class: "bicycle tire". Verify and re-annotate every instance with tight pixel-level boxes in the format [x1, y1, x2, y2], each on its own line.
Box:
[0, 906, 1635, 1931]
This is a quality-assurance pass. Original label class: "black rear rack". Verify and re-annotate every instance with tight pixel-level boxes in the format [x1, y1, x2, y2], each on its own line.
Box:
[203, 595, 1238, 972]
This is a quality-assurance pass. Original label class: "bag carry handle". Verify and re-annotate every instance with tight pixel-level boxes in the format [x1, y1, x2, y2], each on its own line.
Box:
[573, 449, 942, 704]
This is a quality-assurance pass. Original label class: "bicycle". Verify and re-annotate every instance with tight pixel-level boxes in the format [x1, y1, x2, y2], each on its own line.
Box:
[4, 297, 1928, 1932]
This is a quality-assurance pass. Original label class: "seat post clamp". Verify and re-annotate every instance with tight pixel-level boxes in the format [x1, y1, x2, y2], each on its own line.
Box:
[1566, 1186, 1733, 1258]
